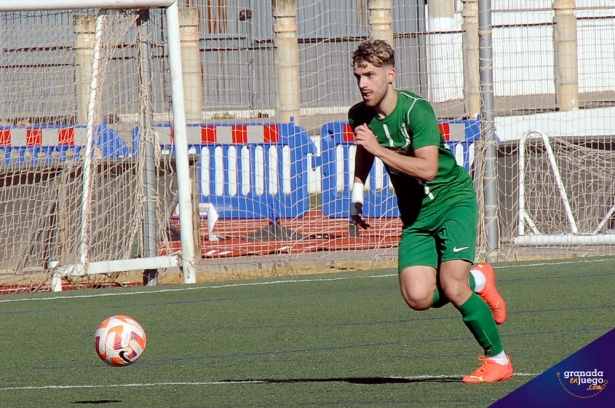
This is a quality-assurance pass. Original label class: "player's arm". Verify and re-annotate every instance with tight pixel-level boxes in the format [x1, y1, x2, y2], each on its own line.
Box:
[350, 143, 374, 230]
[354, 100, 441, 181]
[353, 144, 374, 185]
[347, 110, 375, 229]
[354, 124, 438, 181]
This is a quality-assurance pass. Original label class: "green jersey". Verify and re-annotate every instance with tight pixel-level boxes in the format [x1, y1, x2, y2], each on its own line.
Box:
[348, 90, 475, 226]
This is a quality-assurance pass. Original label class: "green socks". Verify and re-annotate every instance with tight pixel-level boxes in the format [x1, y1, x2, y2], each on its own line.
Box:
[457, 293, 504, 357]
[427, 272, 502, 356]
[431, 286, 449, 308]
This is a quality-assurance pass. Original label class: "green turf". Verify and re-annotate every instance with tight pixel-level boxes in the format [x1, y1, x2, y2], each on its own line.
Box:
[0, 257, 614, 407]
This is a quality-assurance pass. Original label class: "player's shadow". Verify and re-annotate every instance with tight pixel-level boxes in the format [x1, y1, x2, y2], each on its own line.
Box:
[73, 401, 122, 405]
[225, 376, 460, 384]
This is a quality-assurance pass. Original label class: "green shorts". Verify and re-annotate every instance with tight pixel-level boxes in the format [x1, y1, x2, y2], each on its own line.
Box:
[398, 197, 477, 272]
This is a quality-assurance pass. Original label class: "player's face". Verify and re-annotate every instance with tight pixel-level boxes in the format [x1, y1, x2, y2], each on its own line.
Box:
[353, 62, 394, 108]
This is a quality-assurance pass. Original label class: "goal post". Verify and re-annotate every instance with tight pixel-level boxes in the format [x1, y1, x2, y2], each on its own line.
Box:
[0, 0, 196, 291]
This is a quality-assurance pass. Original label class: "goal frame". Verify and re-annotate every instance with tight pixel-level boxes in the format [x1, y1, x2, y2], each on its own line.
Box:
[0, 0, 197, 290]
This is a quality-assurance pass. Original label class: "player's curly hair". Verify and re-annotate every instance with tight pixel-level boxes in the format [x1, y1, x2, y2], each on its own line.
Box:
[352, 39, 395, 68]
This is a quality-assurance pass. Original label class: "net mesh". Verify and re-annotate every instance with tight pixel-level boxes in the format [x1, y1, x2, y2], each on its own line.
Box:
[520, 135, 615, 236]
[0, 8, 178, 292]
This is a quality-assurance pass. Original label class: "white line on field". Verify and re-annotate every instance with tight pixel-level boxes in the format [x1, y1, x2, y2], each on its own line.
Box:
[492, 258, 613, 270]
[0, 275, 387, 303]
[1, 257, 611, 304]
[0, 373, 540, 391]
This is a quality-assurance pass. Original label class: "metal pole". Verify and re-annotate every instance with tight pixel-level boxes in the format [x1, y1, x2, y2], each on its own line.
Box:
[478, 0, 499, 262]
[138, 10, 159, 286]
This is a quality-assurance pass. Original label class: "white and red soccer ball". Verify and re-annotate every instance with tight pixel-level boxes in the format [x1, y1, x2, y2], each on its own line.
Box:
[94, 315, 147, 367]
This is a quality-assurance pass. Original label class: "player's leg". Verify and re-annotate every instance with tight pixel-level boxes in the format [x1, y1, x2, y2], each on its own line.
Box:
[396, 221, 498, 314]
[397, 228, 439, 311]
[398, 222, 479, 309]
[470, 263, 507, 324]
[398, 265, 438, 311]
[439, 261, 512, 383]
[438, 261, 504, 354]
[431, 265, 484, 308]
[433, 263, 494, 309]
[438, 200, 513, 383]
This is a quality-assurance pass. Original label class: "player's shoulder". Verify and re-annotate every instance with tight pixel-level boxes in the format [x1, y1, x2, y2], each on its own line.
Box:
[348, 101, 374, 125]
[396, 90, 436, 116]
[348, 101, 368, 117]
[397, 90, 431, 109]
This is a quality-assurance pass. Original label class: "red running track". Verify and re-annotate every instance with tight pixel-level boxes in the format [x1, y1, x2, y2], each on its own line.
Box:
[166, 210, 402, 258]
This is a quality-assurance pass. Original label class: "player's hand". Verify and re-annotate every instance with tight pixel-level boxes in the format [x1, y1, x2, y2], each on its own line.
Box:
[354, 124, 381, 155]
[350, 202, 370, 229]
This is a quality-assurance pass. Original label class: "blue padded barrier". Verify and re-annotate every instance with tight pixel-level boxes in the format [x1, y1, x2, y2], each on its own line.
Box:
[0, 121, 129, 165]
[318, 118, 482, 218]
[132, 119, 317, 220]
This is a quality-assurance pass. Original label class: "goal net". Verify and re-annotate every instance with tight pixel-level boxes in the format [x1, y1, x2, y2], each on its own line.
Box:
[516, 131, 615, 246]
[4, 1, 613, 288]
[0, 3, 188, 293]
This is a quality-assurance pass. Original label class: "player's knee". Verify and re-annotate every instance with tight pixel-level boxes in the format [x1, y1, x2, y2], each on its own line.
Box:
[400, 289, 432, 311]
[440, 279, 471, 304]
[398, 266, 437, 311]
[406, 299, 431, 311]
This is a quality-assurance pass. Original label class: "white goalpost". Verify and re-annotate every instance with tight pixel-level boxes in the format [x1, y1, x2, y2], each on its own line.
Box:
[0, 0, 196, 291]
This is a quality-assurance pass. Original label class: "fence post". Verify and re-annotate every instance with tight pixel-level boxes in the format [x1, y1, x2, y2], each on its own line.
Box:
[73, 14, 96, 125]
[179, 7, 203, 123]
[272, 0, 300, 124]
[462, 0, 480, 118]
[478, 0, 499, 263]
[137, 10, 160, 286]
[553, 0, 579, 111]
[368, 0, 393, 46]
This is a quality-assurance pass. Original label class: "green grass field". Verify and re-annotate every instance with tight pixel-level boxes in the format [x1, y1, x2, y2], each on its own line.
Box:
[1, 257, 614, 407]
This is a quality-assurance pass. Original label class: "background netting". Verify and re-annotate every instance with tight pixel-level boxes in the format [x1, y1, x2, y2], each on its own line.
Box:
[1, 1, 615, 291]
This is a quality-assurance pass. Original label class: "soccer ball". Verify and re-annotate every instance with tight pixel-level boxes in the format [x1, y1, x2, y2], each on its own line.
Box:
[94, 315, 147, 367]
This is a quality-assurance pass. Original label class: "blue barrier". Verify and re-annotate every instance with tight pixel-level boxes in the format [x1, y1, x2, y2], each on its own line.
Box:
[319, 118, 482, 218]
[132, 120, 317, 220]
[0, 121, 129, 165]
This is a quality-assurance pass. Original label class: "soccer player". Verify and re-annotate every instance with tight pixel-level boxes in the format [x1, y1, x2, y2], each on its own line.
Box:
[348, 39, 512, 383]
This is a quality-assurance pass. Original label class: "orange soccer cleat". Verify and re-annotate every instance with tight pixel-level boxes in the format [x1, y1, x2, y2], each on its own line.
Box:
[462, 356, 514, 384]
[473, 263, 507, 325]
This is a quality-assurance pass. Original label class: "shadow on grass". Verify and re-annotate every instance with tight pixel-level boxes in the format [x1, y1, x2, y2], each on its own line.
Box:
[223, 376, 460, 384]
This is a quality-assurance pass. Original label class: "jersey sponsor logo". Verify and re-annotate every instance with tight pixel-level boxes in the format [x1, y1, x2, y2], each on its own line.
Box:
[453, 246, 469, 252]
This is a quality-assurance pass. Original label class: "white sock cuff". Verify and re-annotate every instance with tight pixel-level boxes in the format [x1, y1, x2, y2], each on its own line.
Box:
[470, 268, 486, 293]
[488, 351, 509, 365]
